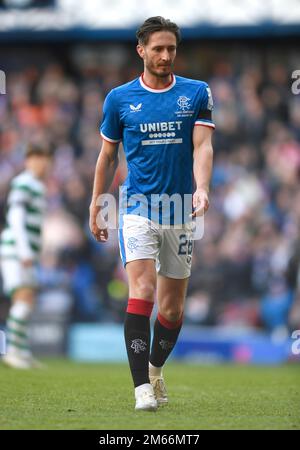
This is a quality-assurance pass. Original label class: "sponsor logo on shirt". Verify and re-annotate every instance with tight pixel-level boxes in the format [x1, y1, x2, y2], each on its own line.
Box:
[130, 103, 142, 112]
[139, 121, 183, 146]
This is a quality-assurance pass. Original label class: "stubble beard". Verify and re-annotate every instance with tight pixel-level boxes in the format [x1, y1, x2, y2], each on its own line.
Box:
[146, 61, 173, 80]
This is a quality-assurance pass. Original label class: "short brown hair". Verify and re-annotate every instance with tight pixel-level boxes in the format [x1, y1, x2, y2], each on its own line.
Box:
[136, 16, 181, 46]
[25, 143, 54, 158]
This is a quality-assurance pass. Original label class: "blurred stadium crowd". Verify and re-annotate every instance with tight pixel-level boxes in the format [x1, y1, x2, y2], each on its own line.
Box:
[0, 40, 300, 336]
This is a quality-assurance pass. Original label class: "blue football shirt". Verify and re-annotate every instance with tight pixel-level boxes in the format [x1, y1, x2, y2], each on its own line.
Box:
[100, 74, 215, 224]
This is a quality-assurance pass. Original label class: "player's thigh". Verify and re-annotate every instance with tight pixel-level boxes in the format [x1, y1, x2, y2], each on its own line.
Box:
[126, 259, 157, 301]
[158, 224, 194, 280]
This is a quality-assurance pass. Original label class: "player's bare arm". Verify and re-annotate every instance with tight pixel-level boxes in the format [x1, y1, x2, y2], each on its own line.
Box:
[89, 139, 119, 242]
[192, 125, 214, 217]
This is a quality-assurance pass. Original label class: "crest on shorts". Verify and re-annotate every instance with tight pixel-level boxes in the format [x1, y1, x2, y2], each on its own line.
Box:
[131, 339, 147, 354]
[127, 237, 139, 253]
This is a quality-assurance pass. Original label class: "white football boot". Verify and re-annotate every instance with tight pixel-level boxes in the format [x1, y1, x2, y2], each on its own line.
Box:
[135, 383, 158, 411]
[150, 375, 168, 406]
[2, 350, 45, 370]
[2, 352, 32, 369]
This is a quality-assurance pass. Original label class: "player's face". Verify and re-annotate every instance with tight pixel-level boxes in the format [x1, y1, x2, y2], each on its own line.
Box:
[27, 154, 53, 179]
[138, 31, 177, 78]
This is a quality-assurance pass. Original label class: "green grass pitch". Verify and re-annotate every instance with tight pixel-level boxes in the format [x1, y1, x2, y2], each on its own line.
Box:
[0, 360, 299, 430]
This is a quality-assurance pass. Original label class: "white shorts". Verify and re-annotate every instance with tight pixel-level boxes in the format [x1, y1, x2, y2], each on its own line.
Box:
[0, 258, 38, 296]
[118, 214, 194, 279]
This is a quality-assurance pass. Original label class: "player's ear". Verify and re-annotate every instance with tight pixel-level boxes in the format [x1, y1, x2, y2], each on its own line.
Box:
[136, 44, 145, 60]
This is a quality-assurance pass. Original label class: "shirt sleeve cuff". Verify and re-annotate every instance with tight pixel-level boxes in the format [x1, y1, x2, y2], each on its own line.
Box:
[194, 120, 215, 129]
[100, 131, 121, 143]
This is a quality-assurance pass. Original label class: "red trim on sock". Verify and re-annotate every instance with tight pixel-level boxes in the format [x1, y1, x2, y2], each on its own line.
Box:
[126, 298, 154, 317]
[158, 312, 183, 330]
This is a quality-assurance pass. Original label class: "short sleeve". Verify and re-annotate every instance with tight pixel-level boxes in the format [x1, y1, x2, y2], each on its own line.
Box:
[194, 83, 215, 129]
[100, 89, 122, 143]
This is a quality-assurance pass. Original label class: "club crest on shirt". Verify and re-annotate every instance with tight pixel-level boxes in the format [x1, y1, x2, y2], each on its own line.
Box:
[177, 96, 191, 111]
[175, 96, 194, 117]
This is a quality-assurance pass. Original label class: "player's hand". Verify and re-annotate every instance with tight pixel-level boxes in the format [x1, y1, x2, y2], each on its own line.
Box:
[89, 203, 108, 242]
[21, 259, 34, 268]
[191, 188, 209, 218]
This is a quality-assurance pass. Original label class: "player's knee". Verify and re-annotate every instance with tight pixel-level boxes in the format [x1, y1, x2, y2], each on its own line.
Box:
[131, 281, 156, 302]
[12, 288, 35, 305]
[161, 305, 183, 323]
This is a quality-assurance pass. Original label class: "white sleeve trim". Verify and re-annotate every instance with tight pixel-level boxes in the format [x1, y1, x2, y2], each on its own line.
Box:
[100, 131, 121, 143]
[194, 121, 215, 129]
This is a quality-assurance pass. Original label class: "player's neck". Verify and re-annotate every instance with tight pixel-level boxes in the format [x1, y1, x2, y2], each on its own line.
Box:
[142, 71, 174, 90]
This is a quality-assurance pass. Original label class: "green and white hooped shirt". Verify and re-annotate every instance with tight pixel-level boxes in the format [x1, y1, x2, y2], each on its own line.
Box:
[0, 170, 46, 261]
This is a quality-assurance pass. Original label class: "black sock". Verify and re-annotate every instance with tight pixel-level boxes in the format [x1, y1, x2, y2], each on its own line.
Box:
[149, 313, 183, 369]
[124, 312, 151, 388]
